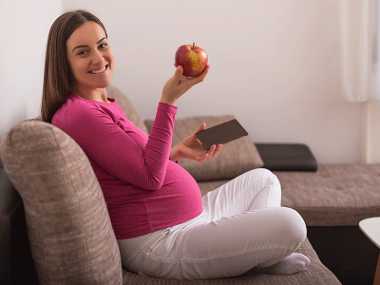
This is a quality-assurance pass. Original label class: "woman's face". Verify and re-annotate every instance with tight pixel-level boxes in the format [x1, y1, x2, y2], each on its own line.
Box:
[66, 21, 114, 94]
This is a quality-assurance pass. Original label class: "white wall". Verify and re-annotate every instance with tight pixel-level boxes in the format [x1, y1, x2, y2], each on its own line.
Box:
[1, 0, 364, 164]
[61, 0, 363, 164]
[0, 0, 62, 136]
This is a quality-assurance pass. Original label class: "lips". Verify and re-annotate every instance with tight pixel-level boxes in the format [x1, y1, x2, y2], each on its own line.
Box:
[88, 65, 108, 74]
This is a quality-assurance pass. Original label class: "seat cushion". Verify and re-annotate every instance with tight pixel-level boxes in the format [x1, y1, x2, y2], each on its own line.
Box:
[0, 120, 122, 284]
[277, 164, 380, 226]
[119, 238, 341, 284]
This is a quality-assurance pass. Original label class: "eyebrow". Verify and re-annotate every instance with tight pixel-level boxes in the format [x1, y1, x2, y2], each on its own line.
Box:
[72, 37, 107, 53]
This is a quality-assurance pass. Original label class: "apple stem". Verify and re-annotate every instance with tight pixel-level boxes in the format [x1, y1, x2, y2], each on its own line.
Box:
[193, 43, 195, 49]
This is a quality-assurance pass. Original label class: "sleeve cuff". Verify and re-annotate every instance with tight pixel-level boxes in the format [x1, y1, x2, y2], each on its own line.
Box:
[158, 102, 178, 114]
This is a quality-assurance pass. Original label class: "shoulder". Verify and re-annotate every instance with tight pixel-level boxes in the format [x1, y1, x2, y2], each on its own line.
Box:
[63, 94, 117, 117]
[52, 95, 114, 130]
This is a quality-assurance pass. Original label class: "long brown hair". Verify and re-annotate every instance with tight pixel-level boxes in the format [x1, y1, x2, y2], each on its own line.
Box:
[41, 10, 108, 123]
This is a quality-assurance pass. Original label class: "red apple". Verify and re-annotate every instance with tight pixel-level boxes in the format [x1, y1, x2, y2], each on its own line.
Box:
[174, 43, 208, 77]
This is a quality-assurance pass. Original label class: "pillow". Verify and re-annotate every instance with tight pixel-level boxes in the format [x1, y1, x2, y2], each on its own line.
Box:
[145, 115, 264, 181]
[255, 143, 318, 172]
[0, 121, 122, 284]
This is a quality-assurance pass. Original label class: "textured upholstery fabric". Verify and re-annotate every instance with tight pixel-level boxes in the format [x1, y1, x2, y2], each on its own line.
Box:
[106, 85, 148, 134]
[276, 164, 380, 226]
[0, 121, 123, 285]
[198, 163, 380, 227]
[119, 238, 341, 284]
[145, 115, 264, 181]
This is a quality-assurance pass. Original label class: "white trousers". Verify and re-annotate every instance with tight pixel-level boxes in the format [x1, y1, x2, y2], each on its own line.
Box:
[117, 168, 307, 280]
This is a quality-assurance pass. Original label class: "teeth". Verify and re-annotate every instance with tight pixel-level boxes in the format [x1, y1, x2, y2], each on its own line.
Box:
[89, 66, 106, 74]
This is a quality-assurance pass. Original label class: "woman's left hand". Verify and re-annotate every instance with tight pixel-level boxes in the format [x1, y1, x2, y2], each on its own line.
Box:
[170, 123, 222, 162]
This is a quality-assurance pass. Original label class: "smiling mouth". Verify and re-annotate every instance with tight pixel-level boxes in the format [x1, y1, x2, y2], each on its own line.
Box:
[88, 65, 108, 74]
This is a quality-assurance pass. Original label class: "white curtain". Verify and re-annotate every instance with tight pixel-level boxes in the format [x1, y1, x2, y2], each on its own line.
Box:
[339, 0, 380, 102]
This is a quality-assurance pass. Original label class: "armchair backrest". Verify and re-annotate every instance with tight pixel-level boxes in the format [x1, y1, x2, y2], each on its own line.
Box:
[0, 86, 146, 284]
[0, 120, 123, 284]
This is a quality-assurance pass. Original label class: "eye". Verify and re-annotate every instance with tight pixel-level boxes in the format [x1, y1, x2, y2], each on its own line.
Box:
[99, 43, 108, 49]
[77, 50, 88, 56]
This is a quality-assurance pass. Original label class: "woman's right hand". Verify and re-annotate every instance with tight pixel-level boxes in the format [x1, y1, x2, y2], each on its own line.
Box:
[170, 123, 222, 162]
[160, 65, 210, 105]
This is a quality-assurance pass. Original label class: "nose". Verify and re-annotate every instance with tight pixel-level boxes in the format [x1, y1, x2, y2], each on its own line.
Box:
[91, 49, 104, 65]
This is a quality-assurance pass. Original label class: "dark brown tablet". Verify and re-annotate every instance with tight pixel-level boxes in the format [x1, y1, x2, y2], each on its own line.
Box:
[195, 119, 248, 150]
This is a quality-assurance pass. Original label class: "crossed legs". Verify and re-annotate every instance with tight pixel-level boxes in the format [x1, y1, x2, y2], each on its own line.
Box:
[118, 168, 309, 279]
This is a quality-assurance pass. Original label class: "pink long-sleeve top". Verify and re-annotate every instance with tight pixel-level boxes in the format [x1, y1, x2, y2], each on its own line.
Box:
[52, 94, 203, 239]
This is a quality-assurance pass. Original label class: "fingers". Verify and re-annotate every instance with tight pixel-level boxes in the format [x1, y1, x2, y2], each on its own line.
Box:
[190, 65, 210, 85]
[194, 123, 206, 134]
[180, 65, 210, 87]
[205, 144, 222, 159]
[162, 64, 210, 105]
[197, 153, 209, 162]
[212, 144, 222, 157]
[195, 145, 214, 162]
[198, 65, 210, 80]
[174, 65, 184, 79]
[196, 143, 222, 162]
[208, 144, 222, 157]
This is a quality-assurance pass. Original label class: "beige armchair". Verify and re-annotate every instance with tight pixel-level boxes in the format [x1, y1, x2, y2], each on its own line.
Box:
[0, 86, 341, 284]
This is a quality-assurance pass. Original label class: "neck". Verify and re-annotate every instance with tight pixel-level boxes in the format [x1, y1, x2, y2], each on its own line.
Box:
[74, 85, 109, 103]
